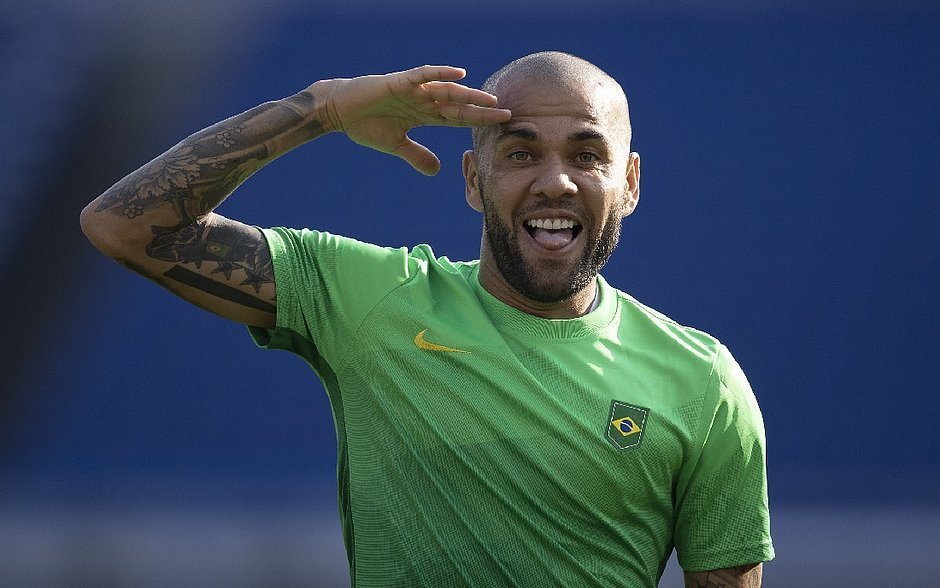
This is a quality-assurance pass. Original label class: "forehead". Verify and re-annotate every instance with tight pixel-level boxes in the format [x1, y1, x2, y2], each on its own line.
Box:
[498, 76, 608, 111]
[489, 78, 627, 144]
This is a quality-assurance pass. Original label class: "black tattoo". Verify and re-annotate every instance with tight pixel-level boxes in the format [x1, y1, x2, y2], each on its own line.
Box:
[147, 217, 276, 311]
[147, 218, 273, 292]
[95, 92, 323, 222]
[90, 91, 321, 311]
[163, 266, 275, 313]
[98, 145, 202, 219]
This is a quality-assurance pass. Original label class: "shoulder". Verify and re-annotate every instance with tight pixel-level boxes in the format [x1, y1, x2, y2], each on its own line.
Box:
[604, 283, 763, 420]
[407, 243, 480, 277]
[607, 281, 724, 368]
[262, 228, 466, 282]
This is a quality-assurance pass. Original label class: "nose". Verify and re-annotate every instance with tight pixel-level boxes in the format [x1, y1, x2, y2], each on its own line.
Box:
[530, 157, 577, 199]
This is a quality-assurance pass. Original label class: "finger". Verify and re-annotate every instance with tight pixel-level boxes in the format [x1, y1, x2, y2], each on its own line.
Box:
[393, 135, 441, 176]
[424, 81, 499, 108]
[437, 103, 512, 127]
[406, 65, 467, 85]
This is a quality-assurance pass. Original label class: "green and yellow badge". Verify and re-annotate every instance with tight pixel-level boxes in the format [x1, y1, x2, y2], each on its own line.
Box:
[606, 400, 650, 451]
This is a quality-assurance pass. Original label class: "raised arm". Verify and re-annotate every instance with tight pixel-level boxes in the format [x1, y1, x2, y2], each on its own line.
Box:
[80, 66, 511, 328]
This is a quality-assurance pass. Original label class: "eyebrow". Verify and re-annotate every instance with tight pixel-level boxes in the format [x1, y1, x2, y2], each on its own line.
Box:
[567, 129, 607, 143]
[494, 126, 609, 145]
[495, 127, 539, 144]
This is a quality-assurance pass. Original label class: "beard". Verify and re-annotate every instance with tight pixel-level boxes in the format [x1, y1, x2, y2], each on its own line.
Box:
[480, 185, 623, 304]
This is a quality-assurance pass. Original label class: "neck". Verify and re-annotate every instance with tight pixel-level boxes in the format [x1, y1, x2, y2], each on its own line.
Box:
[477, 257, 598, 319]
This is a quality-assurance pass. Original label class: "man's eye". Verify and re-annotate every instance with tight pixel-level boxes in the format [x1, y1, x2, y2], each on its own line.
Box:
[576, 152, 599, 163]
[509, 151, 531, 161]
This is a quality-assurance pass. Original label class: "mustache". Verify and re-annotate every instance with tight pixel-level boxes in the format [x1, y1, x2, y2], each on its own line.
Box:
[477, 184, 590, 224]
[514, 201, 587, 220]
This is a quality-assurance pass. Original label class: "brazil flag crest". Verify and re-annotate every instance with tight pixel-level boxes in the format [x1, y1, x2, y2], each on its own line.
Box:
[606, 400, 650, 451]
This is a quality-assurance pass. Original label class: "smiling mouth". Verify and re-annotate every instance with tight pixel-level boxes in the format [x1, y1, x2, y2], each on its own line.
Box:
[524, 218, 583, 250]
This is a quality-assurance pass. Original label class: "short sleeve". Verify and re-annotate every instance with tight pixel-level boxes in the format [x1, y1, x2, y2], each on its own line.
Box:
[673, 345, 774, 571]
[247, 227, 421, 372]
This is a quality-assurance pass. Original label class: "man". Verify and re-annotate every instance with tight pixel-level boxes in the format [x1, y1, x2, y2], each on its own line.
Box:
[82, 52, 773, 587]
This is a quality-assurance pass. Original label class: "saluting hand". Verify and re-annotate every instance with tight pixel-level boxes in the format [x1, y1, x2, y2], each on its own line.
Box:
[313, 65, 511, 176]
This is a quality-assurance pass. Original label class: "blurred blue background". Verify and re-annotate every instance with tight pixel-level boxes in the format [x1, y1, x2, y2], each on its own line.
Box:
[2, 1, 938, 586]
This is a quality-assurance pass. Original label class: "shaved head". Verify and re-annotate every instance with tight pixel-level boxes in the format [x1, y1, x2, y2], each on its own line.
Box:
[472, 51, 631, 155]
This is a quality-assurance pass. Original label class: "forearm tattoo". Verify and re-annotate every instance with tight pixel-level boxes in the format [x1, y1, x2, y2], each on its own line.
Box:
[95, 92, 323, 310]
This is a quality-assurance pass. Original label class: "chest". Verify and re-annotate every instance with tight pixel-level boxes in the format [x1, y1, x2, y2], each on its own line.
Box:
[338, 315, 699, 517]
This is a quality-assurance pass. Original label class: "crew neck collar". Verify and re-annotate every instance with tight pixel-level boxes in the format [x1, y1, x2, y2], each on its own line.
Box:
[470, 265, 618, 340]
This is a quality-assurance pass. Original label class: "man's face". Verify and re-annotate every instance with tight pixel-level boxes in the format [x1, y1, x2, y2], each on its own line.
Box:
[464, 78, 640, 306]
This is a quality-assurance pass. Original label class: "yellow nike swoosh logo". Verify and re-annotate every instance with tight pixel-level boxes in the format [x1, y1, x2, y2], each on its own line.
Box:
[414, 329, 470, 354]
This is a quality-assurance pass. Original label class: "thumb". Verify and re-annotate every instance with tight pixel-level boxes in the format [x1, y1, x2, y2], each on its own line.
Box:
[393, 136, 441, 176]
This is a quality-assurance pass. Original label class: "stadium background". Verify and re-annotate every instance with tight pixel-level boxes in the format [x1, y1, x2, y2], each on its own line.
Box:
[1, 1, 937, 586]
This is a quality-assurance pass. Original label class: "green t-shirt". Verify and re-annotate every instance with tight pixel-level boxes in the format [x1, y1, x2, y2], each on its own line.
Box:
[249, 228, 774, 587]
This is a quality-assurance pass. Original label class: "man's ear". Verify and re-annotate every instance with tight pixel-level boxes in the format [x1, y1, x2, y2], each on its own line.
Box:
[463, 150, 484, 212]
[622, 152, 641, 217]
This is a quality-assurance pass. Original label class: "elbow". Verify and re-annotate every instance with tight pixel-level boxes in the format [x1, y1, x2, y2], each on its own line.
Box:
[80, 200, 124, 258]
[80, 201, 105, 250]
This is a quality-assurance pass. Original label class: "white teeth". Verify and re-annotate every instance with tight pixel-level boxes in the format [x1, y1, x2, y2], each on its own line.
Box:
[526, 218, 577, 229]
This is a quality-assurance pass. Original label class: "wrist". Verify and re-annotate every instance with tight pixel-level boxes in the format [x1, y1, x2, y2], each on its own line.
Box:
[298, 78, 345, 134]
